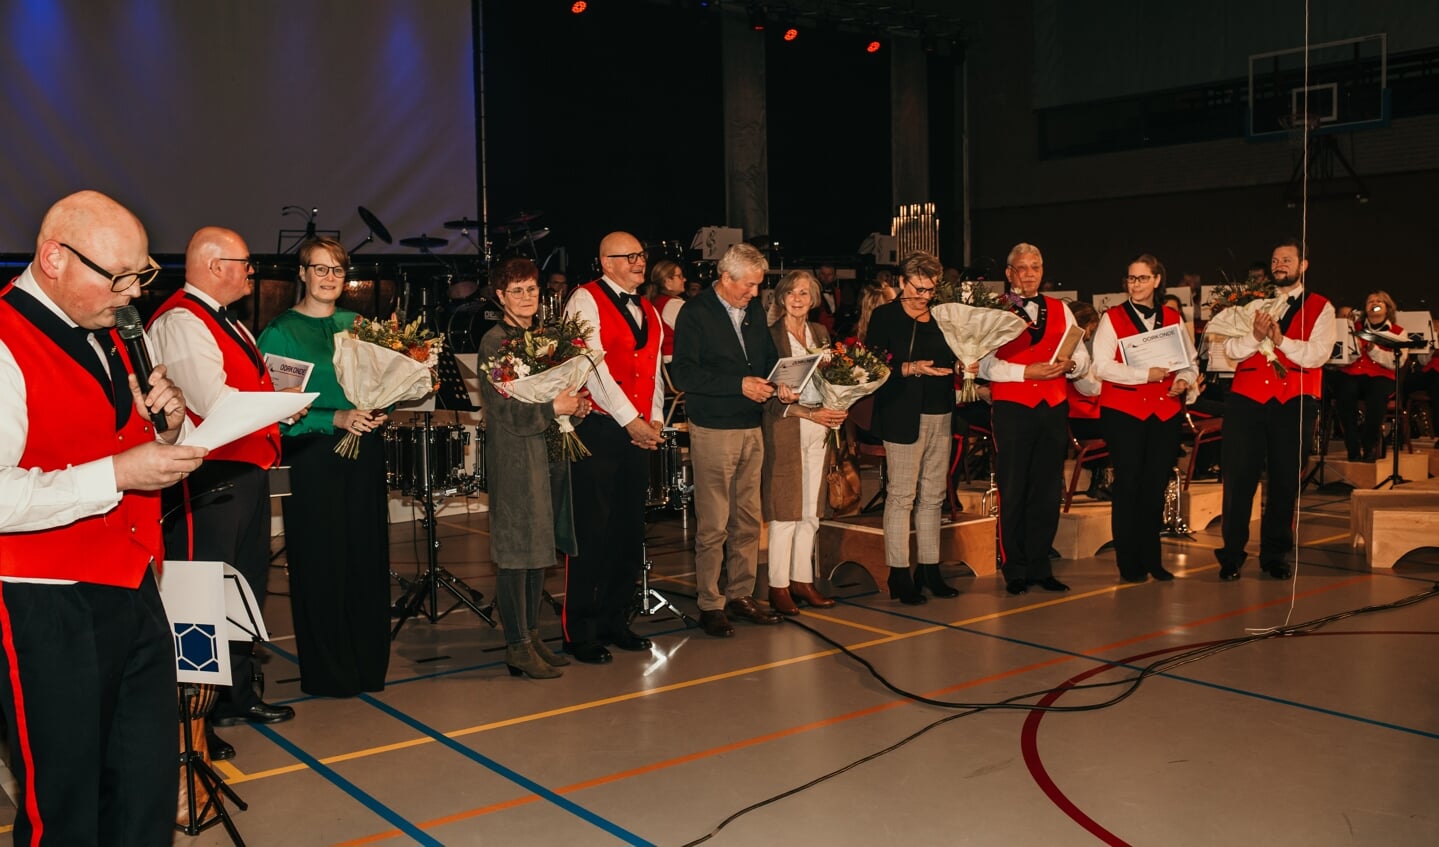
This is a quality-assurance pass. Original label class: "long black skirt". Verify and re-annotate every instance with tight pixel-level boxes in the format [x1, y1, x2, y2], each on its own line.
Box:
[280, 431, 391, 697]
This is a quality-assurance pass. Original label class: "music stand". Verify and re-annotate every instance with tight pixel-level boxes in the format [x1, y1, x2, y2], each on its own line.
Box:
[1356, 329, 1428, 489]
[390, 358, 498, 637]
[160, 561, 271, 847]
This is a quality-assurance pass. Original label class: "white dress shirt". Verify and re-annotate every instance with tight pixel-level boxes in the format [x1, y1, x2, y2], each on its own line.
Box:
[1090, 306, 1200, 388]
[978, 298, 1092, 383]
[147, 283, 262, 420]
[1223, 284, 1336, 369]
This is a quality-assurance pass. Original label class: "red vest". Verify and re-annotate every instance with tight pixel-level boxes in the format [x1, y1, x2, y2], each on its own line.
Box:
[990, 296, 1069, 408]
[150, 290, 281, 468]
[1099, 304, 1183, 421]
[0, 297, 163, 587]
[1339, 318, 1402, 379]
[654, 294, 677, 357]
[583, 281, 662, 420]
[1231, 292, 1331, 403]
[1066, 381, 1100, 419]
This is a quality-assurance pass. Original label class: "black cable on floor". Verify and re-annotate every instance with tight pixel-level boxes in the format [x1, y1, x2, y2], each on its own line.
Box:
[678, 582, 1439, 846]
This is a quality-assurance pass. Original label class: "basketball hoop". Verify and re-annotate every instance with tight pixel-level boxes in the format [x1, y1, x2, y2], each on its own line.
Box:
[1277, 111, 1322, 150]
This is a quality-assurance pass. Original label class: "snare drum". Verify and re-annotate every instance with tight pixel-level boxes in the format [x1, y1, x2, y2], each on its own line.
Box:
[383, 424, 470, 495]
[646, 427, 688, 509]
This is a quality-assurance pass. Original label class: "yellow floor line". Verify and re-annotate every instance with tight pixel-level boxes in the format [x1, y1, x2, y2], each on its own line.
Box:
[1305, 532, 1353, 546]
[797, 610, 899, 636]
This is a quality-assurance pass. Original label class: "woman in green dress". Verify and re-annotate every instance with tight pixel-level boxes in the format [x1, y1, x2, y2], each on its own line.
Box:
[257, 237, 391, 697]
[479, 257, 590, 678]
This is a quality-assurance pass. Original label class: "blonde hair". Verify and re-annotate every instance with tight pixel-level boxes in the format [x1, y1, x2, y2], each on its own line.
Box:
[768, 270, 821, 324]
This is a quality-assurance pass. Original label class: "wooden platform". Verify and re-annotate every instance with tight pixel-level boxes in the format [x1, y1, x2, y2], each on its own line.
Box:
[1314, 452, 1430, 489]
[817, 512, 997, 591]
[1350, 477, 1439, 568]
[1182, 481, 1260, 531]
[1053, 501, 1112, 560]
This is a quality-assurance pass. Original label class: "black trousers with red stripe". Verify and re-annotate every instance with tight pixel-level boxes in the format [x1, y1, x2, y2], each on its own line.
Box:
[992, 399, 1069, 582]
[1100, 407, 1182, 579]
[0, 570, 176, 847]
[563, 415, 649, 646]
[162, 459, 271, 715]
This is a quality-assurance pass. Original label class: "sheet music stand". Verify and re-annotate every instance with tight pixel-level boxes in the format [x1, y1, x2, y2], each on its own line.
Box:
[1356, 329, 1428, 489]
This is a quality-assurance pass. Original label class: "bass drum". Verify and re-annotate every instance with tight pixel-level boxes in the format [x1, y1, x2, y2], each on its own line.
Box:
[340, 263, 400, 320]
[445, 299, 503, 355]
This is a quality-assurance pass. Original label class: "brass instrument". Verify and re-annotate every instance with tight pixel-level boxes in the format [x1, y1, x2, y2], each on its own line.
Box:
[1161, 465, 1191, 536]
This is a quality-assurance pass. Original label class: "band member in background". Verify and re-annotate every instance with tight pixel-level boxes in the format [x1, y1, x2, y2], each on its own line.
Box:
[1216, 238, 1334, 581]
[671, 243, 792, 637]
[979, 243, 1090, 596]
[0, 190, 206, 846]
[644, 258, 687, 362]
[1090, 254, 1198, 583]
[561, 232, 665, 663]
[1333, 290, 1402, 462]
[149, 227, 298, 760]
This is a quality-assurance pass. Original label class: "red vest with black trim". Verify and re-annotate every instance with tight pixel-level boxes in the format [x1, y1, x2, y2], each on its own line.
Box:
[1339, 318, 1402, 379]
[654, 294, 677, 357]
[150, 289, 280, 468]
[0, 298, 163, 588]
[1099, 305, 1183, 421]
[1066, 381, 1100, 419]
[1231, 292, 1330, 403]
[990, 296, 1069, 408]
[583, 281, 662, 420]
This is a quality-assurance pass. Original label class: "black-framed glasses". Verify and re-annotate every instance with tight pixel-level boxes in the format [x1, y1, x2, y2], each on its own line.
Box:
[605, 251, 647, 264]
[61, 242, 161, 291]
[304, 264, 348, 279]
[1125, 274, 1155, 284]
[907, 282, 936, 295]
[216, 257, 256, 274]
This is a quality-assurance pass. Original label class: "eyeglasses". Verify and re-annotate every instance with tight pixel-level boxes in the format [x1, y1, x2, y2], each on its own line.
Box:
[504, 286, 541, 298]
[907, 283, 936, 295]
[216, 257, 256, 274]
[61, 242, 161, 291]
[605, 251, 647, 264]
[1125, 274, 1156, 284]
[304, 264, 348, 279]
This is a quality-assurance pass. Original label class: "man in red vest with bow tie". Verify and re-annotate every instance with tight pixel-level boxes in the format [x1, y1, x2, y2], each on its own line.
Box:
[150, 227, 300, 756]
[0, 190, 207, 847]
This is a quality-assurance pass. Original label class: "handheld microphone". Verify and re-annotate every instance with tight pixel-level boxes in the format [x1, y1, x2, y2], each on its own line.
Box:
[113, 305, 169, 433]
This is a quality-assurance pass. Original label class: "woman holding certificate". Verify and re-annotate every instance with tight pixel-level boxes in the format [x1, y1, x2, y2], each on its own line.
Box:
[1091, 254, 1198, 583]
[761, 270, 846, 615]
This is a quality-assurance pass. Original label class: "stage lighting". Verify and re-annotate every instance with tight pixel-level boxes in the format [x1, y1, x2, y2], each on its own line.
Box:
[865, 39, 883, 54]
[783, 27, 799, 42]
[570, 1, 587, 14]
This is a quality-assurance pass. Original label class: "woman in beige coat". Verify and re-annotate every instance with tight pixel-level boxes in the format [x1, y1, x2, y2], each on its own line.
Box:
[760, 271, 848, 615]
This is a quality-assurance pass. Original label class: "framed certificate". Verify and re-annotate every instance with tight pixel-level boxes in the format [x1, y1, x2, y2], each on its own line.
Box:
[766, 353, 823, 393]
[1118, 324, 1191, 372]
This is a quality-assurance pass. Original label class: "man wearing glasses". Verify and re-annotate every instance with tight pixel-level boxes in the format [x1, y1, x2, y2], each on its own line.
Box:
[978, 243, 1090, 596]
[560, 231, 666, 664]
[149, 227, 298, 757]
[0, 190, 207, 846]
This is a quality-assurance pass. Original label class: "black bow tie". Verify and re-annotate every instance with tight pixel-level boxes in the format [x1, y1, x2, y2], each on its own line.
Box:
[618, 291, 642, 307]
[1287, 295, 1300, 307]
[216, 304, 232, 322]
[1132, 301, 1157, 319]
[1020, 296, 1040, 306]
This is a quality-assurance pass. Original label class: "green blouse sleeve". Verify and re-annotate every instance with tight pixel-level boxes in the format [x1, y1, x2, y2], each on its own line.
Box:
[258, 310, 357, 437]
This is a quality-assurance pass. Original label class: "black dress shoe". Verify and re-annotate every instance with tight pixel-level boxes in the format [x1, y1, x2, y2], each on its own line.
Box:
[887, 568, 927, 605]
[563, 641, 613, 664]
[1148, 565, 1175, 581]
[607, 629, 652, 651]
[1261, 561, 1293, 579]
[205, 727, 235, 761]
[210, 701, 296, 727]
[1005, 578, 1029, 596]
[1031, 577, 1070, 592]
[725, 596, 783, 625]
[1120, 573, 1149, 584]
[1219, 565, 1241, 581]
[699, 610, 735, 638]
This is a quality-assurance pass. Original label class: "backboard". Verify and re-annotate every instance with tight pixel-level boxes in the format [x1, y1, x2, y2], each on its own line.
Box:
[1247, 34, 1389, 140]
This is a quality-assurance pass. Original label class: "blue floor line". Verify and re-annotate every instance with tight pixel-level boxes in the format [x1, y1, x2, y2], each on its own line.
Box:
[250, 723, 443, 847]
[361, 694, 654, 846]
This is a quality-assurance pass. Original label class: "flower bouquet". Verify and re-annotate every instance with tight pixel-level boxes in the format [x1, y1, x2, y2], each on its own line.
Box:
[930, 285, 1030, 403]
[481, 315, 604, 461]
[1202, 273, 1287, 377]
[332, 316, 442, 458]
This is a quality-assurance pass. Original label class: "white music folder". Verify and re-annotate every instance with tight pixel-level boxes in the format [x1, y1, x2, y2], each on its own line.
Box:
[159, 561, 271, 685]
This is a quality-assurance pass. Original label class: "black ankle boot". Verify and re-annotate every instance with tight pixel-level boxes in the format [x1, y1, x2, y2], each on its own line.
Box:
[916, 563, 959, 598]
[887, 568, 927, 605]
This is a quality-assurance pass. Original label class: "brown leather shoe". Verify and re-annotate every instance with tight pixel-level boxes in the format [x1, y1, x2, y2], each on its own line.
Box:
[788, 581, 835, 608]
[768, 587, 800, 616]
[699, 610, 735, 638]
[725, 595, 783, 625]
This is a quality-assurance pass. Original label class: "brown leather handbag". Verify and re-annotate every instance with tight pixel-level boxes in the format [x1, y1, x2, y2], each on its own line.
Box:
[826, 433, 862, 516]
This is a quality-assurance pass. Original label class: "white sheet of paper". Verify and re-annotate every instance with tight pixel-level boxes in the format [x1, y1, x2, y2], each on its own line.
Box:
[182, 391, 318, 451]
[1119, 324, 1191, 372]
[766, 354, 823, 393]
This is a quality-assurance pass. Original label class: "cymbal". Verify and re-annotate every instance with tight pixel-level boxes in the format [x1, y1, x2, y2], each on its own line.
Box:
[357, 206, 392, 244]
[443, 217, 480, 231]
[399, 234, 449, 249]
[505, 210, 544, 224]
[508, 227, 551, 246]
